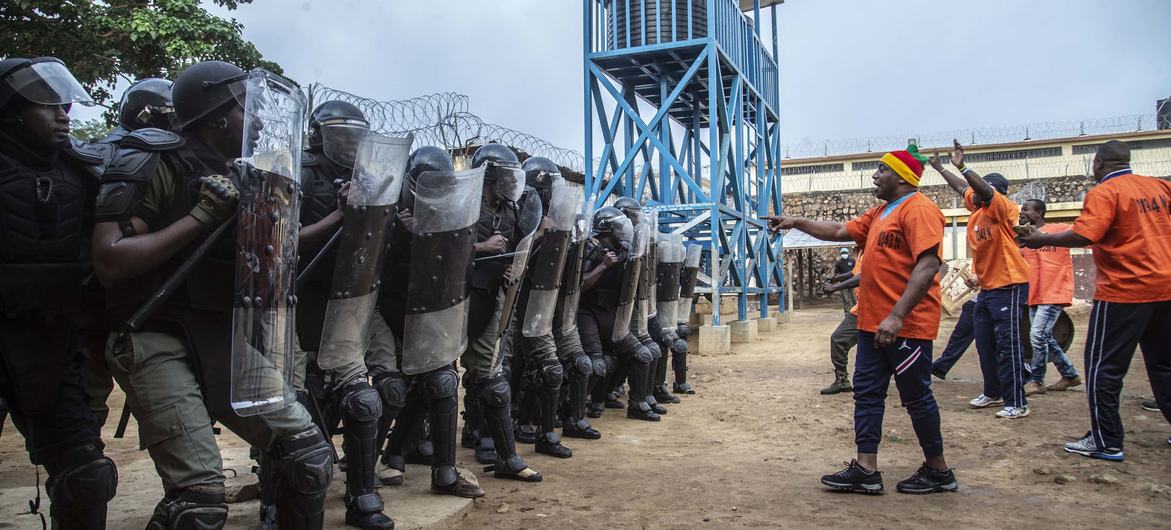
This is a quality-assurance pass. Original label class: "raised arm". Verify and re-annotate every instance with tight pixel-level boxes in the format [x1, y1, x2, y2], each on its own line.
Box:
[875, 248, 941, 346]
[950, 140, 994, 204]
[762, 215, 852, 242]
[929, 149, 969, 196]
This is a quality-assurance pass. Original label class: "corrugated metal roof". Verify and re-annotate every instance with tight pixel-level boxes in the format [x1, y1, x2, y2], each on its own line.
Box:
[781, 229, 855, 250]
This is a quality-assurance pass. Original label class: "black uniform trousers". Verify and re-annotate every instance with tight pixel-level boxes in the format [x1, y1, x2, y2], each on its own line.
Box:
[1084, 299, 1171, 450]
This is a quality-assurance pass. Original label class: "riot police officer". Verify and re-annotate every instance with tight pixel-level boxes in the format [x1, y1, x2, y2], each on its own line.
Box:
[460, 143, 543, 481]
[578, 206, 661, 421]
[378, 146, 485, 498]
[504, 156, 578, 458]
[99, 77, 178, 145]
[92, 60, 332, 530]
[614, 197, 669, 417]
[293, 100, 397, 529]
[0, 56, 118, 530]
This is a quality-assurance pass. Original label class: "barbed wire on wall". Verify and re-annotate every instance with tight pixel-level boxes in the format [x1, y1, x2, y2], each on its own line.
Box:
[782, 114, 1161, 159]
[306, 84, 585, 172]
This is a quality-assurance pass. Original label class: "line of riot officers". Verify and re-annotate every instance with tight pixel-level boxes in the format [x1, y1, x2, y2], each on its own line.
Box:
[0, 56, 701, 530]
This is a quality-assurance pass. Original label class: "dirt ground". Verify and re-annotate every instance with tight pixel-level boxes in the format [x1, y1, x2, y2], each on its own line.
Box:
[0, 304, 1167, 529]
[453, 304, 1170, 529]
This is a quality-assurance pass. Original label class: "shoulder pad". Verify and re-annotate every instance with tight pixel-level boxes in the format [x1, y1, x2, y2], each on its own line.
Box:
[104, 147, 162, 183]
[120, 128, 184, 151]
[301, 150, 320, 167]
[63, 139, 108, 166]
[100, 127, 130, 146]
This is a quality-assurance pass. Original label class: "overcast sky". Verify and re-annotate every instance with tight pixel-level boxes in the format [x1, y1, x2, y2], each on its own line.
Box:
[196, 0, 1169, 154]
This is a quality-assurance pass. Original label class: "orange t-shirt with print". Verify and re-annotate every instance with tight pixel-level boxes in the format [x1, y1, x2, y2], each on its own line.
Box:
[1072, 172, 1171, 303]
[964, 188, 1030, 290]
[1019, 223, 1075, 306]
[845, 192, 945, 340]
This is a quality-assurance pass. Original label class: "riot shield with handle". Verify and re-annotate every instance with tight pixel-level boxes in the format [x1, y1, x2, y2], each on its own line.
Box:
[316, 134, 413, 370]
[555, 202, 594, 335]
[611, 221, 648, 342]
[656, 233, 684, 330]
[520, 181, 582, 338]
[400, 167, 486, 375]
[632, 215, 658, 337]
[230, 69, 306, 416]
[677, 243, 702, 325]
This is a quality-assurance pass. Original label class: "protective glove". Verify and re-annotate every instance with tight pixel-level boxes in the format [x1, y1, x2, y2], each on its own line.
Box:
[190, 174, 239, 227]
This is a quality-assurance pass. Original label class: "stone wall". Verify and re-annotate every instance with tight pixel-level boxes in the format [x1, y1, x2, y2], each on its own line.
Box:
[780, 174, 1104, 306]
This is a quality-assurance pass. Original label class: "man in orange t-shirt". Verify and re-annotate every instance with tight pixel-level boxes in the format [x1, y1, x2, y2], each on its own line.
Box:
[930, 141, 1031, 419]
[765, 145, 955, 495]
[1018, 199, 1081, 395]
[1022, 140, 1171, 462]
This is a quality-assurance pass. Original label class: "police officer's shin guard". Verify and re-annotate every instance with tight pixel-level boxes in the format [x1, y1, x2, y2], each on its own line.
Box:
[422, 368, 485, 498]
[478, 375, 542, 482]
[563, 354, 600, 439]
[373, 372, 406, 460]
[271, 427, 335, 530]
[45, 442, 118, 530]
[672, 348, 695, 394]
[338, 380, 394, 530]
[623, 342, 660, 422]
[533, 358, 572, 458]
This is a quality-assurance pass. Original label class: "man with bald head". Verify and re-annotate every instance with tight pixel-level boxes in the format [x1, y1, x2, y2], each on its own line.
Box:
[1022, 140, 1171, 461]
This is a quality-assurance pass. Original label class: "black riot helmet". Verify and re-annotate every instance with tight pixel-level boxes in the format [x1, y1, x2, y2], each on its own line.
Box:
[401, 146, 454, 211]
[308, 100, 369, 169]
[172, 60, 247, 129]
[472, 143, 524, 205]
[614, 196, 642, 224]
[521, 156, 562, 210]
[118, 77, 177, 131]
[591, 205, 634, 251]
[0, 57, 94, 112]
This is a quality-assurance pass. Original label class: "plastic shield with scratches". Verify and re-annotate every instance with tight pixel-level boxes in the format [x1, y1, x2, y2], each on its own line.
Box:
[656, 234, 685, 329]
[520, 182, 583, 338]
[632, 215, 658, 336]
[554, 198, 594, 334]
[230, 69, 306, 416]
[677, 243, 702, 324]
[317, 134, 413, 371]
[611, 221, 648, 342]
[495, 190, 543, 334]
[400, 167, 486, 375]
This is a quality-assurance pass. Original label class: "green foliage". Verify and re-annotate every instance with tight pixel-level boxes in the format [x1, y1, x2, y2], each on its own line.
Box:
[69, 117, 113, 142]
[1, 0, 282, 123]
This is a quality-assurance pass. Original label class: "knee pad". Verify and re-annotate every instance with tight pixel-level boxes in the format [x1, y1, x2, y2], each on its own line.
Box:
[421, 367, 459, 400]
[676, 323, 690, 339]
[338, 380, 382, 423]
[272, 428, 334, 496]
[671, 337, 688, 355]
[634, 345, 654, 365]
[572, 354, 593, 377]
[589, 355, 607, 378]
[47, 443, 117, 508]
[644, 339, 662, 361]
[145, 486, 228, 530]
[479, 376, 511, 408]
[373, 372, 407, 409]
[602, 354, 618, 377]
[541, 359, 564, 389]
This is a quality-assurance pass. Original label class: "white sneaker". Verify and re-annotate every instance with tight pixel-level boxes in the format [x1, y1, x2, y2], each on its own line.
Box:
[968, 394, 1004, 409]
[377, 463, 404, 486]
[995, 406, 1030, 419]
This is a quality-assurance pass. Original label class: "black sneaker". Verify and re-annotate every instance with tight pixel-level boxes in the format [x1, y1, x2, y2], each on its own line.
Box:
[931, 366, 947, 380]
[1142, 399, 1160, 412]
[896, 463, 958, 494]
[820, 460, 883, 494]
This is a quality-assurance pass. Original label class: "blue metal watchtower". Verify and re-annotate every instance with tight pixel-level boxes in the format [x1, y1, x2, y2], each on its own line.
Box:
[583, 0, 784, 325]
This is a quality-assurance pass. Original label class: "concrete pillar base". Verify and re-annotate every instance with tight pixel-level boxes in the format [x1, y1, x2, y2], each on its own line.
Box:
[772, 311, 792, 323]
[698, 325, 731, 354]
[755, 316, 777, 332]
[730, 319, 758, 343]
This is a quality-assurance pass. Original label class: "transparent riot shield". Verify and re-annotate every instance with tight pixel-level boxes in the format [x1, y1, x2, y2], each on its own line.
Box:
[317, 134, 413, 370]
[611, 221, 648, 342]
[556, 200, 595, 335]
[656, 234, 685, 329]
[633, 215, 658, 336]
[521, 182, 584, 338]
[677, 243, 702, 324]
[496, 190, 544, 334]
[230, 69, 306, 416]
[400, 167, 486, 375]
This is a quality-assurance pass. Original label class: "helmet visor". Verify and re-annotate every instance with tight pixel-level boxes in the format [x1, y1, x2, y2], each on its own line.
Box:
[321, 120, 370, 169]
[6, 61, 94, 106]
[611, 216, 634, 247]
[488, 163, 524, 204]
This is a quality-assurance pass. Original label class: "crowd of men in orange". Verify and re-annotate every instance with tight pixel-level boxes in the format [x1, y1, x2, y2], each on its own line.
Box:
[766, 139, 1171, 495]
